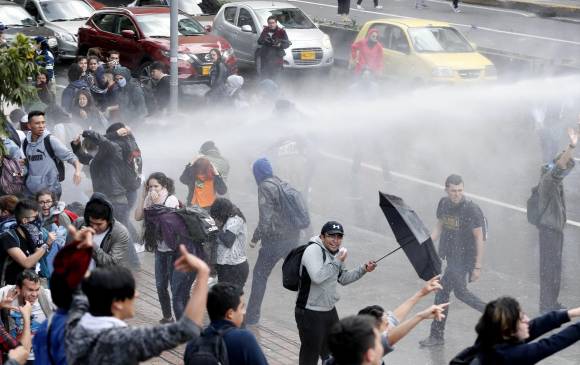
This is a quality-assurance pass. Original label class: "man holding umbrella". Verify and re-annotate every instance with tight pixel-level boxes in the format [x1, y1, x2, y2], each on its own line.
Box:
[419, 174, 486, 347]
[295, 221, 377, 364]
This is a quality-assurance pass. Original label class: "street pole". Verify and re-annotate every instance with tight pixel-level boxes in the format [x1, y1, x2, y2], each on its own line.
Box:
[169, 0, 178, 114]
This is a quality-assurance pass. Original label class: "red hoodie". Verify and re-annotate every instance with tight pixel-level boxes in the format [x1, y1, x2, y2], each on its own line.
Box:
[351, 29, 384, 76]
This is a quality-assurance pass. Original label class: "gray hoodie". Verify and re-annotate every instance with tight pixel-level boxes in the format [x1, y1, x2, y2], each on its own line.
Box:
[297, 236, 367, 311]
[24, 131, 78, 194]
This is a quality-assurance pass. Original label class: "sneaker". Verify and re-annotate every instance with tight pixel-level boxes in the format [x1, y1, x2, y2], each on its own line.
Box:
[357, 4, 364, 9]
[375, 4, 383, 8]
[159, 317, 174, 324]
[419, 336, 445, 348]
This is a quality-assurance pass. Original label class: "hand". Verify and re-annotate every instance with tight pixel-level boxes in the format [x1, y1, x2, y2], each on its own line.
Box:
[73, 171, 82, 185]
[417, 303, 449, 321]
[470, 268, 481, 282]
[0, 288, 18, 311]
[149, 190, 159, 203]
[420, 275, 443, 297]
[18, 301, 32, 321]
[67, 226, 95, 249]
[364, 261, 377, 272]
[46, 232, 57, 247]
[337, 250, 347, 262]
[72, 135, 81, 146]
[8, 346, 29, 365]
[79, 110, 88, 120]
[174, 244, 210, 274]
[568, 127, 578, 146]
[116, 127, 130, 137]
[568, 307, 580, 319]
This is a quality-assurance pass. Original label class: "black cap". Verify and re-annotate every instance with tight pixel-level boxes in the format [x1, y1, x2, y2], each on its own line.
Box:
[321, 221, 344, 236]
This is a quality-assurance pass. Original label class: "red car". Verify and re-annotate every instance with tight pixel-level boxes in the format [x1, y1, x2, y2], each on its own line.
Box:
[78, 7, 237, 84]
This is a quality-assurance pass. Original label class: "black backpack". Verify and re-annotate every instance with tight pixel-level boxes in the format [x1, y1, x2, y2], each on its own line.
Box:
[184, 325, 235, 365]
[282, 241, 325, 291]
[113, 134, 142, 191]
[266, 179, 310, 230]
[23, 135, 65, 182]
[176, 206, 220, 244]
[526, 184, 551, 226]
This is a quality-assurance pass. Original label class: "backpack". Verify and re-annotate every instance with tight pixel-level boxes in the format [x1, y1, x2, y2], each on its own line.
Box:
[526, 184, 551, 227]
[282, 241, 325, 291]
[467, 201, 489, 241]
[266, 179, 310, 230]
[184, 325, 235, 365]
[115, 134, 142, 191]
[23, 135, 65, 182]
[177, 206, 219, 244]
[0, 157, 25, 195]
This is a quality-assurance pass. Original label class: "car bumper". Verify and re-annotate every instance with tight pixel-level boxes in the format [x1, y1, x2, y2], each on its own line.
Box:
[177, 56, 238, 85]
[56, 39, 78, 59]
[282, 43, 334, 69]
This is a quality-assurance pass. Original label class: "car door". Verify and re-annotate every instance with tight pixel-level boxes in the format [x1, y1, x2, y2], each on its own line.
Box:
[86, 13, 119, 53]
[235, 7, 258, 63]
[370, 23, 411, 80]
[114, 15, 143, 70]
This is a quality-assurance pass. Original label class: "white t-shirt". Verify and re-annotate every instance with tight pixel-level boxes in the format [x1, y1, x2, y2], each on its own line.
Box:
[157, 195, 180, 252]
[89, 229, 109, 269]
[216, 215, 247, 266]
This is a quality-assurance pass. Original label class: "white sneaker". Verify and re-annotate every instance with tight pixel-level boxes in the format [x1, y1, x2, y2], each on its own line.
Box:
[375, 4, 383, 8]
[357, 4, 364, 9]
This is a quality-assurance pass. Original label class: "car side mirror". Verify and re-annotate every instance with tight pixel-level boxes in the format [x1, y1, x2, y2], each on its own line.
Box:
[204, 24, 212, 32]
[121, 29, 136, 39]
[241, 24, 253, 33]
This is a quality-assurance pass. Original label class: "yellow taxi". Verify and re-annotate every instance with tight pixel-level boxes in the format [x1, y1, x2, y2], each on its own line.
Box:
[352, 18, 497, 83]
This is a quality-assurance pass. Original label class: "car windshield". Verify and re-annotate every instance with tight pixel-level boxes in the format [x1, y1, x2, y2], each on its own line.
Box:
[0, 5, 38, 27]
[136, 13, 205, 37]
[256, 8, 315, 29]
[408, 27, 473, 53]
[173, 0, 203, 15]
[40, 0, 94, 22]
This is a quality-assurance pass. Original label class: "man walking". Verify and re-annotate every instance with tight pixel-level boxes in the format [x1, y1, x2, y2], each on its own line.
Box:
[296, 221, 376, 364]
[535, 127, 577, 313]
[419, 174, 486, 347]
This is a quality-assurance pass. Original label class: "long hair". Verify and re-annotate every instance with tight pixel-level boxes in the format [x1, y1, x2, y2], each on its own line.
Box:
[73, 90, 97, 111]
[142, 172, 176, 252]
[475, 296, 522, 349]
[146, 172, 175, 195]
[210, 198, 246, 224]
[192, 157, 214, 180]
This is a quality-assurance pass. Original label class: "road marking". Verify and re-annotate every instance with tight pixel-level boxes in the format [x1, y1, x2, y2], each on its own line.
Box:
[293, 0, 580, 46]
[321, 151, 580, 228]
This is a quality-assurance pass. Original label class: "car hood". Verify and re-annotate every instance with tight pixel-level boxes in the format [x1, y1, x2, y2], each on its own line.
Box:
[417, 51, 493, 69]
[151, 34, 231, 53]
[283, 28, 324, 43]
[47, 20, 87, 35]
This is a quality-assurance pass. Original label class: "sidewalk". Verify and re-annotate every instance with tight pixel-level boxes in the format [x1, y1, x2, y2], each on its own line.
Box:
[463, 0, 580, 18]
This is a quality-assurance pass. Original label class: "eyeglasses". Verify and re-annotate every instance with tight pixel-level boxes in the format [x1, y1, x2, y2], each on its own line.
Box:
[38, 200, 53, 206]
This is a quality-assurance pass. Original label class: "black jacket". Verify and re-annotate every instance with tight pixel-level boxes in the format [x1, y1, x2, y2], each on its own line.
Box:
[71, 130, 127, 199]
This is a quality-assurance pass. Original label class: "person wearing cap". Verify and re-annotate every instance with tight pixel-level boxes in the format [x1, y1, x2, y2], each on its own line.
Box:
[295, 221, 377, 365]
[33, 36, 55, 83]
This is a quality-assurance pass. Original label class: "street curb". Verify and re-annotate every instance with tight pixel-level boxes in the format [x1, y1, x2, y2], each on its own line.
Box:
[462, 0, 580, 18]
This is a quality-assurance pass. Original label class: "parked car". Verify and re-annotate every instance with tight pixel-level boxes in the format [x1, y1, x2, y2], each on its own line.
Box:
[77, 7, 237, 84]
[352, 18, 497, 83]
[0, 0, 58, 52]
[212, 1, 333, 72]
[128, 0, 203, 16]
[11, 0, 95, 60]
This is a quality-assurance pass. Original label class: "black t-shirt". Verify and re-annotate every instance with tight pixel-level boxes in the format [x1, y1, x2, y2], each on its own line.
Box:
[437, 198, 484, 269]
[0, 229, 35, 285]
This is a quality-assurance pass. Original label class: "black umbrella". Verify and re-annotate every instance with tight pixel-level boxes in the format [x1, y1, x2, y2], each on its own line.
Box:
[377, 192, 441, 281]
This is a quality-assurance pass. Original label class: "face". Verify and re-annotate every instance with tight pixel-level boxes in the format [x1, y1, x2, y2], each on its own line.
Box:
[78, 58, 88, 71]
[365, 328, 384, 365]
[19, 279, 41, 304]
[89, 59, 99, 72]
[378, 314, 389, 333]
[445, 183, 464, 204]
[210, 51, 219, 62]
[320, 233, 343, 253]
[108, 53, 120, 66]
[36, 73, 47, 85]
[37, 193, 53, 216]
[226, 295, 246, 328]
[369, 32, 378, 41]
[114, 74, 125, 83]
[268, 19, 277, 29]
[150, 68, 162, 81]
[147, 178, 162, 193]
[88, 217, 109, 234]
[515, 312, 530, 340]
[29, 115, 46, 136]
[20, 210, 38, 225]
[78, 93, 89, 108]
[113, 291, 138, 320]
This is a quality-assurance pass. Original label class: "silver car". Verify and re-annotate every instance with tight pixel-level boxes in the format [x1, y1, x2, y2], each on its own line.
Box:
[12, 0, 94, 59]
[212, 1, 333, 72]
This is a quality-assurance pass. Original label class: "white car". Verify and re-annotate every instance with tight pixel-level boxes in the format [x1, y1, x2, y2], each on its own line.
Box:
[212, 1, 333, 72]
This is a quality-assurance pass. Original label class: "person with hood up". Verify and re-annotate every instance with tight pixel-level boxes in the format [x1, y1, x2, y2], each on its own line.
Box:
[23, 111, 82, 198]
[198, 141, 230, 182]
[33, 36, 55, 84]
[205, 48, 229, 102]
[70, 90, 109, 131]
[70, 126, 137, 242]
[61, 64, 89, 114]
[351, 29, 384, 77]
[0, 196, 19, 233]
[245, 158, 301, 325]
[107, 67, 147, 123]
[257, 16, 290, 80]
[74, 192, 139, 270]
[223, 75, 248, 108]
[180, 156, 227, 209]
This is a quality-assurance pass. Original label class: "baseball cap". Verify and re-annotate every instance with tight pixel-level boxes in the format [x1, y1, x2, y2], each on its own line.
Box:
[321, 221, 344, 236]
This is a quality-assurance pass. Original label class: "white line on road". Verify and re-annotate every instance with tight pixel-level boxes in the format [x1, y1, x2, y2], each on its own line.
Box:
[321, 151, 580, 228]
[294, 0, 580, 46]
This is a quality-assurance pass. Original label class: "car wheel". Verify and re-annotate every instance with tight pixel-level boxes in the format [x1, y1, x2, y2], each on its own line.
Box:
[138, 60, 153, 86]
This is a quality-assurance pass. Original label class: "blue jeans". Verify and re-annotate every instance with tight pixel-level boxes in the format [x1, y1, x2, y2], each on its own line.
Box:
[246, 237, 298, 324]
[155, 250, 196, 320]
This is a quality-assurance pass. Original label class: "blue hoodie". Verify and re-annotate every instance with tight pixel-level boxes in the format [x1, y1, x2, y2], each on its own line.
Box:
[252, 158, 273, 184]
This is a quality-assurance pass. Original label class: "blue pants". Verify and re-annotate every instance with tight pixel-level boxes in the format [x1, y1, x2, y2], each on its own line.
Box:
[155, 250, 196, 320]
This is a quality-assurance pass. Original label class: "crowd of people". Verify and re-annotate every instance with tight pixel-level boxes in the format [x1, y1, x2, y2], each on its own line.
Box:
[1, 26, 580, 365]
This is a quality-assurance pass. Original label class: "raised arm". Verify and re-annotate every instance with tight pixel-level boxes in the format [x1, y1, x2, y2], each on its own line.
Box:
[555, 127, 577, 169]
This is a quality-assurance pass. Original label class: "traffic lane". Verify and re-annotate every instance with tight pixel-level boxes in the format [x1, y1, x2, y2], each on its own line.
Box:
[292, 0, 580, 61]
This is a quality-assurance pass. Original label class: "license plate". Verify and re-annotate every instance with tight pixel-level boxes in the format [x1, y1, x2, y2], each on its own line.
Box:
[300, 51, 316, 60]
[202, 65, 211, 76]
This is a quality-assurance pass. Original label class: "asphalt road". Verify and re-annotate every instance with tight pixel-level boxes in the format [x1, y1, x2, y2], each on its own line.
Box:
[290, 0, 580, 64]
